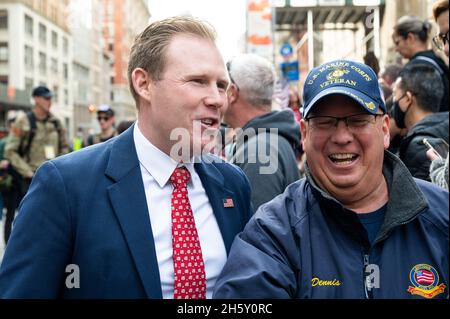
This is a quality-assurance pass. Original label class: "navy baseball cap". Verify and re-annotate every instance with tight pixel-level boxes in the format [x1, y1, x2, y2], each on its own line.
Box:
[32, 86, 53, 98]
[302, 60, 386, 118]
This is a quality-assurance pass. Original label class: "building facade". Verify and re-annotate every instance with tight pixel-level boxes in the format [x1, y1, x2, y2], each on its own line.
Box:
[102, 0, 150, 122]
[0, 0, 73, 135]
[69, 0, 112, 138]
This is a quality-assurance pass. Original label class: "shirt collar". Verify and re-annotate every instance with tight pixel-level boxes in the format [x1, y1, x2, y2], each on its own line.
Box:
[133, 122, 195, 188]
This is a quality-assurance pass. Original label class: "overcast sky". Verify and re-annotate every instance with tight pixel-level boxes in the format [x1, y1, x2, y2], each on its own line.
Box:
[147, 0, 247, 61]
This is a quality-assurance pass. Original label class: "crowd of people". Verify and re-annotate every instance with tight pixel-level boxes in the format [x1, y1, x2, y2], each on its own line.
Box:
[0, 0, 448, 299]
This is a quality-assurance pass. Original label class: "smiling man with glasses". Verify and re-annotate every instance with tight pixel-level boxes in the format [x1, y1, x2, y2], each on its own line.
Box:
[214, 60, 448, 299]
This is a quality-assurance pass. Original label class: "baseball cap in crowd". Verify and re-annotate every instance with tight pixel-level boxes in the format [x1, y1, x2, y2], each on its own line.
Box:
[97, 104, 115, 117]
[302, 60, 386, 118]
[32, 86, 54, 98]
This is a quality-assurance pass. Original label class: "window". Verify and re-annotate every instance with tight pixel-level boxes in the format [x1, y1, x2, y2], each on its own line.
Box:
[0, 43, 8, 62]
[24, 45, 34, 69]
[63, 37, 68, 55]
[39, 52, 46, 74]
[0, 10, 7, 29]
[51, 30, 58, 49]
[51, 58, 58, 73]
[64, 89, 68, 105]
[25, 78, 34, 95]
[53, 85, 58, 102]
[0, 75, 8, 85]
[63, 63, 68, 81]
[25, 15, 33, 37]
[39, 23, 47, 44]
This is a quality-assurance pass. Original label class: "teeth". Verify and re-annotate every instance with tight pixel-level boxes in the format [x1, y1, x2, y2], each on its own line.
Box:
[201, 119, 214, 125]
[335, 160, 353, 165]
[329, 153, 356, 160]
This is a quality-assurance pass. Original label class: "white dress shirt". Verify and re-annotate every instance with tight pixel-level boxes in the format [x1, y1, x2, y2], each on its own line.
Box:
[133, 123, 227, 299]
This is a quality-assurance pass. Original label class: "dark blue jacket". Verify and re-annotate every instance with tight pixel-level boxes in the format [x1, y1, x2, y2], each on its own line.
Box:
[213, 152, 448, 299]
[0, 125, 253, 298]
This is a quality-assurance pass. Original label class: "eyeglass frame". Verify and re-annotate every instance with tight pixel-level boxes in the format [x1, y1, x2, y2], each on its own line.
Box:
[304, 113, 384, 131]
[432, 31, 449, 51]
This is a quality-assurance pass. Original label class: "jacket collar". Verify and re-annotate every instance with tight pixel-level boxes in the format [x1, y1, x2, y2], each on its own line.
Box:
[104, 126, 238, 298]
[305, 151, 428, 242]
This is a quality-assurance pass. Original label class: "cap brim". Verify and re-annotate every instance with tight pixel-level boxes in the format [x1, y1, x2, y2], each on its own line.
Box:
[303, 86, 382, 118]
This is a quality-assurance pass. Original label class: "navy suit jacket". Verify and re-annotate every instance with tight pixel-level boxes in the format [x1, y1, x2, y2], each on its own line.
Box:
[0, 125, 253, 298]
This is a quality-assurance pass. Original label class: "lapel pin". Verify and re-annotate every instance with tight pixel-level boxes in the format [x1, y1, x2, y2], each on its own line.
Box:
[223, 198, 234, 208]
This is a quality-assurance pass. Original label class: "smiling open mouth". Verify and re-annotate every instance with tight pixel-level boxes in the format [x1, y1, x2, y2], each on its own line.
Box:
[329, 153, 359, 165]
[198, 118, 218, 128]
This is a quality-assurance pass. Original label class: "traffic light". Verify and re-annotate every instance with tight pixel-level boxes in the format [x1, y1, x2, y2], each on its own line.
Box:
[88, 104, 96, 113]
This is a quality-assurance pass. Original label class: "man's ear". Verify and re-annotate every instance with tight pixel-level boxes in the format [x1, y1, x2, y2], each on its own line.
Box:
[300, 119, 308, 150]
[131, 68, 153, 101]
[382, 114, 391, 150]
[227, 84, 239, 104]
[406, 32, 416, 44]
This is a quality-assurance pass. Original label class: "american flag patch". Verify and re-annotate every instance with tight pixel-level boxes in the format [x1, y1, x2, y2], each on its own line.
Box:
[223, 198, 234, 208]
[415, 270, 435, 285]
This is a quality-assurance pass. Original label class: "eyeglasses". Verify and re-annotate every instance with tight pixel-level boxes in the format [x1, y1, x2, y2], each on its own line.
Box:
[432, 31, 449, 51]
[305, 113, 383, 132]
[97, 116, 110, 122]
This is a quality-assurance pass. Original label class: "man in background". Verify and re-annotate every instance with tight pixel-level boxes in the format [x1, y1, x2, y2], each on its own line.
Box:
[86, 104, 117, 145]
[224, 54, 300, 210]
[4, 86, 69, 243]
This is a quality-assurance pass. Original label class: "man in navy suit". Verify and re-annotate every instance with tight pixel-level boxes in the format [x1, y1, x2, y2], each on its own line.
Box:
[0, 16, 252, 298]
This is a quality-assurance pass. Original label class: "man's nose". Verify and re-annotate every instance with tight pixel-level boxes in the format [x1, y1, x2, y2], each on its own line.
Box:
[331, 119, 354, 144]
[204, 85, 226, 109]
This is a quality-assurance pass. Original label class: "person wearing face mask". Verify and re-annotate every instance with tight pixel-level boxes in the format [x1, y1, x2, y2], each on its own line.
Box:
[392, 64, 449, 181]
[426, 0, 449, 191]
[213, 60, 449, 299]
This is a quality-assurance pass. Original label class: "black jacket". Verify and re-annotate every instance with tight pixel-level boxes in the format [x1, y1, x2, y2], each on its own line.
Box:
[408, 50, 449, 112]
[230, 109, 301, 210]
[399, 112, 449, 181]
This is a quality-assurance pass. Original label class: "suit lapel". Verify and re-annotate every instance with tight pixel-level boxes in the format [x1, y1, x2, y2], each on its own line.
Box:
[195, 161, 240, 254]
[105, 125, 162, 299]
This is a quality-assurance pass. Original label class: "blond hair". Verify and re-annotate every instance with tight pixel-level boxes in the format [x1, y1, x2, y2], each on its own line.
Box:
[127, 16, 217, 108]
[432, 0, 449, 21]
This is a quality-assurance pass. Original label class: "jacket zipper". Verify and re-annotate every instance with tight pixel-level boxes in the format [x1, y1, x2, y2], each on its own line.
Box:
[363, 253, 374, 299]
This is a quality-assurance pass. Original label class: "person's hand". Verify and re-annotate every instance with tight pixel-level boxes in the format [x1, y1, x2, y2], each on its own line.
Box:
[0, 159, 9, 169]
[25, 171, 34, 179]
[426, 149, 441, 161]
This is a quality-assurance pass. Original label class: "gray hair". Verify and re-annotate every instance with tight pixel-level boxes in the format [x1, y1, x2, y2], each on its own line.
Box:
[227, 54, 275, 108]
[394, 16, 432, 43]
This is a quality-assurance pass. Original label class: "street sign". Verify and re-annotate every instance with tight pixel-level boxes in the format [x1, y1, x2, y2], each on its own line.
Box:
[280, 61, 299, 82]
[280, 43, 294, 57]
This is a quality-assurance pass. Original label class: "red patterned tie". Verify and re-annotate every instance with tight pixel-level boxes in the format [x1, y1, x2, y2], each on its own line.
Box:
[170, 167, 207, 299]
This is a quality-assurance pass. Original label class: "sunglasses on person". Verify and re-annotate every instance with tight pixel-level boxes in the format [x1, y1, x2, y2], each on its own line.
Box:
[432, 31, 449, 51]
[97, 116, 111, 122]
